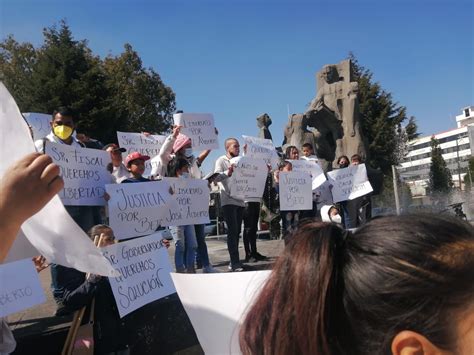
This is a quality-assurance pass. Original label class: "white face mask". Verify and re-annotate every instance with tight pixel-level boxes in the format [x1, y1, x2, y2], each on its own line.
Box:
[331, 214, 342, 224]
[183, 148, 193, 158]
[180, 172, 190, 179]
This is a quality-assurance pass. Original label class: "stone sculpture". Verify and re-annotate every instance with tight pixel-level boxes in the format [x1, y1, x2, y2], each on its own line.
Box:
[256, 113, 273, 140]
[283, 59, 366, 169]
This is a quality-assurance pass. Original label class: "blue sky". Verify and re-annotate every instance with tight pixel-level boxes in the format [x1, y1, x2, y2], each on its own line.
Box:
[1, 0, 473, 174]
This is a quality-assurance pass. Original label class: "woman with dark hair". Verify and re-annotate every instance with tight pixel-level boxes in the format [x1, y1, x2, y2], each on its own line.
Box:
[284, 145, 299, 160]
[240, 214, 474, 355]
[336, 155, 349, 168]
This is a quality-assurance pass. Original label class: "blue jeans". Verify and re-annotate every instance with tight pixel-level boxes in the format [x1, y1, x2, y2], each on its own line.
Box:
[171, 225, 197, 271]
[194, 224, 210, 267]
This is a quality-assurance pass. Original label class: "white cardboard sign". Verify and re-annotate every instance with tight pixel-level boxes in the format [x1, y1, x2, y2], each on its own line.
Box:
[289, 159, 326, 190]
[22, 112, 51, 140]
[242, 135, 280, 169]
[162, 178, 211, 226]
[279, 171, 312, 211]
[327, 164, 373, 203]
[103, 232, 175, 318]
[173, 113, 219, 150]
[313, 180, 334, 210]
[171, 271, 271, 355]
[117, 131, 166, 176]
[106, 181, 173, 239]
[229, 156, 268, 200]
[45, 142, 112, 206]
[0, 259, 46, 317]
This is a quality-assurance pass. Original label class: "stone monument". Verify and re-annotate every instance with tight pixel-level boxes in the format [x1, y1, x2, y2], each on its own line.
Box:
[282, 59, 366, 169]
[256, 113, 273, 140]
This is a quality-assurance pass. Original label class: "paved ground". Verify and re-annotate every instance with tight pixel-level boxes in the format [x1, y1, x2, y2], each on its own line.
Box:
[8, 234, 285, 354]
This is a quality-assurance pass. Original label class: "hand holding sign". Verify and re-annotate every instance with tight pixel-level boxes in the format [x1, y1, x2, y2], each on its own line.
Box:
[279, 171, 312, 211]
[327, 164, 373, 203]
[103, 232, 175, 318]
[45, 143, 112, 206]
[173, 113, 219, 150]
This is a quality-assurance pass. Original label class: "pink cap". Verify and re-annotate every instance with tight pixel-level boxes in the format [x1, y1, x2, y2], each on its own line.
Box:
[172, 133, 191, 153]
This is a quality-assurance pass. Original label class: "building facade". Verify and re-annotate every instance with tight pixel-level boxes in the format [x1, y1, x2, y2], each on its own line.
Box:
[399, 106, 474, 197]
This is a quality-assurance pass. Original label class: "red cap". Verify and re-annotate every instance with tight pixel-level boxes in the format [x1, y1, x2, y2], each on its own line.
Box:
[124, 152, 150, 166]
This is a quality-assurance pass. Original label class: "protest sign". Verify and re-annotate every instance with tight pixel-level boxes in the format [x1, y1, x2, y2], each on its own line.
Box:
[173, 113, 219, 150]
[242, 135, 280, 169]
[106, 181, 173, 239]
[0, 259, 46, 317]
[45, 142, 112, 206]
[117, 131, 166, 176]
[161, 178, 210, 226]
[172, 271, 271, 355]
[103, 232, 175, 318]
[327, 163, 373, 203]
[279, 171, 312, 211]
[314, 180, 334, 211]
[0, 83, 116, 277]
[22, 112, 51, 140]
[289, 159, 326, 190]
[229, 156, 268, 200]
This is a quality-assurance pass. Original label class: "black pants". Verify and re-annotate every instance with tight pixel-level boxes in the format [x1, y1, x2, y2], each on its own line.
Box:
[243, 202, 260, 257]
[222, 205, 244, 267]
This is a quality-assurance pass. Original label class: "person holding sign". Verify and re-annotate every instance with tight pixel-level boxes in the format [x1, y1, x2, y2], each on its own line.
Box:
[121, 152, 151, 183]
[33, 107, 100, 314]
[60, 224, 170, 355]
[214, 138, 246, 272]
[150, 124, 210, 180]
[153, 122, 217, 273]
[168, 158, 198, 273]
[274, 161, 300, 242]
[104, 143, 129, 183]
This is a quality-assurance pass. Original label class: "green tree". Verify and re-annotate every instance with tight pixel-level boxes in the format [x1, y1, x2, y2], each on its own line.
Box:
[0, 35, 37, 109]
[102, 43, 175, 140]
[429, 137, 453, 193]
[0, 20, 176, 144]
[29, 21, 109, 135]
[349, 53, 416, 175]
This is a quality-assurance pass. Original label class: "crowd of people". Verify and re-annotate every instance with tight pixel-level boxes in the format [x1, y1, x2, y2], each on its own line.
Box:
[1, 106, 473, 355]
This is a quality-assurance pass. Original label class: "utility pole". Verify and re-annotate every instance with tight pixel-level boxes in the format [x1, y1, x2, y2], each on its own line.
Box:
[392, 165, 401, 215]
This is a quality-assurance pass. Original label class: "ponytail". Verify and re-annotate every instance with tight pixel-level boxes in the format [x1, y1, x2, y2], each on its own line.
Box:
[240, 222, 351, 355]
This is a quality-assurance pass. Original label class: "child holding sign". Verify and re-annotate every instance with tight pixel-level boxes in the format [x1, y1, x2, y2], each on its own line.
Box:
[121, 152, 151, 183]
[169, 158, 198, 273]
[274, 161, 300, 243]
[62, 224, 170, 354]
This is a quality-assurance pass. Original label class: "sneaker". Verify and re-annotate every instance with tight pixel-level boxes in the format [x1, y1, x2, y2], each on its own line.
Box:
[228, 263, 245, 272]
[253, 252, 268, 261]
[203, 265, 220, 273]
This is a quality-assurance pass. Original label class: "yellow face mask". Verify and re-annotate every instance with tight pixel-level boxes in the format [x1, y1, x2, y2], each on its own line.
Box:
[53, 125, 73, 140]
